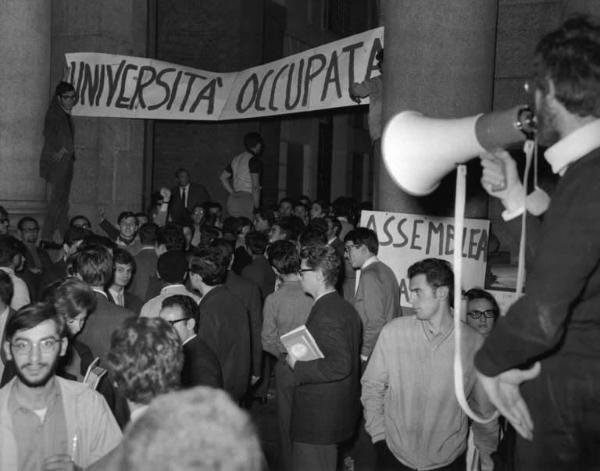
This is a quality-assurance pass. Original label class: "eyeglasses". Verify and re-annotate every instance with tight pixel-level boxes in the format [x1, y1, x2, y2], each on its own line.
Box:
[467, 310, 497, 320]
[297, 268, 314, 276]
[11, 338, 60, 355]
[166, 318, 189, 326]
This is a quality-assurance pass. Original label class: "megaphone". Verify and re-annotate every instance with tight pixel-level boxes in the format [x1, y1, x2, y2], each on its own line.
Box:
[381, 106, 536, 196]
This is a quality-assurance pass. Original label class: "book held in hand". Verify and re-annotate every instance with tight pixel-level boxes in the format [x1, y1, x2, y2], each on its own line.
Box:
[280, 325, 324, 361]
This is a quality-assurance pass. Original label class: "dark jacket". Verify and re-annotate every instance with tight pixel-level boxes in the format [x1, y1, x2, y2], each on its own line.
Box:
[168, 183, 210, 224]
[181, 335, 223, 389]
[107, 290, 144, 315]
[241, 254, 276, 302]
[291, 291, 362, 444]
[197, 285, 251, 401]
[39, 97, 74, 181]
[130, 248, 158, 302]
[225, 271, 263, 376]
[77, 292, 136, 365]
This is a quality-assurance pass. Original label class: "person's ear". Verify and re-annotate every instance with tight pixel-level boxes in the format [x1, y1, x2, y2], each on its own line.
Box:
[3, 341, 13, 362]
[436, 285, 449, 301]
[187, 318, 196, 332]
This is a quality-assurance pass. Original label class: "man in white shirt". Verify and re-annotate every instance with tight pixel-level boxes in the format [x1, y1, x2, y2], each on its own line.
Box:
[140, 251, 200, 318]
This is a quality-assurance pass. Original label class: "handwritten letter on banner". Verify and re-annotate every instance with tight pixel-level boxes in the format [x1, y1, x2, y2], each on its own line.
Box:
[360, 211, 490, 307]
[66, 27, 383, 121]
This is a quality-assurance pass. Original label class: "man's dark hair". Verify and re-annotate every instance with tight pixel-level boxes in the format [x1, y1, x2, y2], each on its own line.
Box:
[63, 226, 91, 247]
[0, 270, 14, 307]
[245, 231, 268, 255]
[0, 205, 8, 221]
[210, 238, 234, 266]
[5, 302, 66, 341]
[156, 224, 186, 252]
[162, 295, 200, 327]
[55, 81, 75, 97]
[206, 201, 222, 212]
[189, 248, 227, 286]
[464, 288, 500, 319]
[107, 317, 183, 405]
[79, 235, 117, 252]
[69, 215, 92, 229]
[138, 222, 159, 246]
[293, 201, 309, 213]
[253, 207, 275, 226]
[272, 217, 297, 241]
[114, 247, 136, 270]
[344, 228, 379, 255]
[157, 251, 188, 284]
[534, 15, 600, 117]
[267, 240, 301, 275]
[17, 216, 39, 231]
[118, 211, 137, 225]
[0, 235, 21, 267]
[300, 244, 341, 288]
[244, 132, 264, 154]
[50, 278, 97, 320]
[324, 216, 342, 237]
[407, 258, 454, 306]
[175, 168, 190, 178]
[71, 245, 114, 287]
[332, 196, 358, 224]
[299, 226, 327, 247]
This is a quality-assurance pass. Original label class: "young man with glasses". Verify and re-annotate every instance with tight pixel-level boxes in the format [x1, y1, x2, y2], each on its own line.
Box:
[159, 294, 222, 389]
[0, 303, 121, 470]
[40, 81, 78, 244]
[288, 244, 362, 471]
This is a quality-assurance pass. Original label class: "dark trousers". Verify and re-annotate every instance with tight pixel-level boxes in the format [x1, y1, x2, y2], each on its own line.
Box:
[375, 441, 466, 471]
[292, 442, 337, 471]
[274, 359, 295, 471]
[42, 160, 73, 241]
[515, 353, 600, 471]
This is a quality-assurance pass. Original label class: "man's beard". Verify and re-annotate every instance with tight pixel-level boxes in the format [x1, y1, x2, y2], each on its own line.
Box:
[536, 96, 561, 147]
[15, 354, 60, 388]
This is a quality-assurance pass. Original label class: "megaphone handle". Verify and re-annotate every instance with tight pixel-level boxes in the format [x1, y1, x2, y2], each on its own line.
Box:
[490, 158, 507, 192]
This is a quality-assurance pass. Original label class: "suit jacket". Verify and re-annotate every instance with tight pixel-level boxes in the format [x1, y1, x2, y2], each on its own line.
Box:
[130, 247, 158, 302]
[40, 258, 68, 294]
[77, 292, 136, 365]
[354, 260, 402, 358]
[197, 285, 251, 401]
[292, 291, 362, 444]
[181, 335, 223, 389]
[241, 254, 276, 302]
[21, 245, 54, 301]
[107, 290, 144, 315]
[225, 271, 263, 376]
[168, 183, 210, 224]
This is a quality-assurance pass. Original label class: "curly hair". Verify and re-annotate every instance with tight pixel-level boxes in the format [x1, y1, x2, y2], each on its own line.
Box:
[107, 317, 183, 405]
[299, 243, 340, 288]
[189, 247, 227, 286]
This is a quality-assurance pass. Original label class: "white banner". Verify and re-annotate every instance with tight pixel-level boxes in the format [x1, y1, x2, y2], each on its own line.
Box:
[360, 211, 490, 307]
[66, 27, 383, 121]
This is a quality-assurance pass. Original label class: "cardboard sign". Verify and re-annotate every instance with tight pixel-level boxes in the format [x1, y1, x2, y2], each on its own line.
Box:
[360, 211, 490, 307]
[65, 27, 383, 121]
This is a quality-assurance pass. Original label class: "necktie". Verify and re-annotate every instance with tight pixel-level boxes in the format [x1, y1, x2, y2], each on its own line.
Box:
[117, 292, 124, 307]
[181, 187, 188, 208]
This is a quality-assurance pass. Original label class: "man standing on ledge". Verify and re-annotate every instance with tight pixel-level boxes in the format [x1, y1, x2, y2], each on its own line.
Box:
[475, 16, 600, 470]
[220, 132, 264, 219]
[39, 81, 77, 243]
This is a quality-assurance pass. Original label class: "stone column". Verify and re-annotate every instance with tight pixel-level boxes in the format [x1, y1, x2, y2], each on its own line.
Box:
[378, 0, 498, 217]
[0, 0, 51, 229]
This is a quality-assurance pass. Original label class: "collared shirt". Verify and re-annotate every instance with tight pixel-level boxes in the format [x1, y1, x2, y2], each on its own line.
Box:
[91, 287, 108, 298]
[355, 255, 379, 295]
[182, 334, 196, 347]
[545, 119, 600, 176]
[0, 267, 30, 310]
[313, 289, 337, 303]
[108, 287, 124, 306]
[8, 378, 69, 471]
[140, 284, 201, 318]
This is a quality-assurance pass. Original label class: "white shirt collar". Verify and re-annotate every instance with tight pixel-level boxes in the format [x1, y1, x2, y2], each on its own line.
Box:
[161, 284, 185, 294]
[545, 119, 600, 176]
[92, 287, 108, 298]
[182, 334, 197, 346]
[361, 255, 378, 270]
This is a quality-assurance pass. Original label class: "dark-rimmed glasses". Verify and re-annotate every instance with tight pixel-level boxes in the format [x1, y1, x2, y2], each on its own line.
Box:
[467, 310, 497, 320]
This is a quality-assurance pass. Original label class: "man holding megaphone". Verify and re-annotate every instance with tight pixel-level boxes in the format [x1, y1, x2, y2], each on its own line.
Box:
[471, 16, 600, 471]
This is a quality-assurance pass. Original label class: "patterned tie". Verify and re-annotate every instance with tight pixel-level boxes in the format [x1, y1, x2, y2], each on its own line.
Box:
[117, 292, 124, 307]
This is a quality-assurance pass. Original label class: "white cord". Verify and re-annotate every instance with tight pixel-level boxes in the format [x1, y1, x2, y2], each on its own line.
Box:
[453, 164, 498, 424]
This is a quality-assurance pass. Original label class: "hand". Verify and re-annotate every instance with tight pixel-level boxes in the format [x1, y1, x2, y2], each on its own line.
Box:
[160, 187, 171, 202]
[43, 454, 80, 470]
[349, 84, 362, 104]
[476, 362, 541, 441]
[479, 149, 525, 214]
[251, 375, 261, 386]
[286, 353, 297, 370]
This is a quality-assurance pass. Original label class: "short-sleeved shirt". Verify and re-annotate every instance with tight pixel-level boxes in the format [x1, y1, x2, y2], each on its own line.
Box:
[225, 152, 262, 193]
